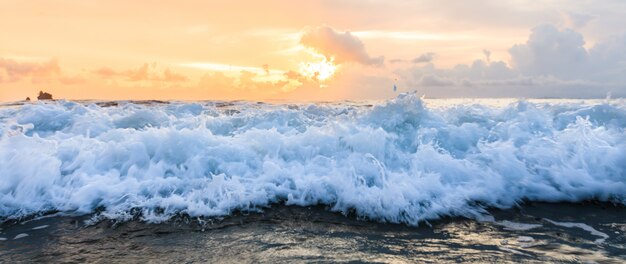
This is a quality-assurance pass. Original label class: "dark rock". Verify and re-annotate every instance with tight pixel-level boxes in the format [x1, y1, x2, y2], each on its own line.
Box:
[25, 97, 31, 101]
[37, 91, 53, 100]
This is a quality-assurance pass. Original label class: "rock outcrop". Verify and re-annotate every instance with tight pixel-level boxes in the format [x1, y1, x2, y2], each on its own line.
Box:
[37, 91, 53, 100]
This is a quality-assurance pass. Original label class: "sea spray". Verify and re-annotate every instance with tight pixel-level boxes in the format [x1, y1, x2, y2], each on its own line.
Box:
[0, 93, 625, 225]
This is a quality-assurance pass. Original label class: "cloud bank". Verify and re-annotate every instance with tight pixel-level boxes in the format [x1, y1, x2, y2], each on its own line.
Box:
[93, 63, 189, 82]
[400, 24, 626, 98]
[0, 58, 61, 83]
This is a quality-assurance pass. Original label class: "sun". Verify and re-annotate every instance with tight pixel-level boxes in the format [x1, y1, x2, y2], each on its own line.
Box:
[299, 57, 337, 81]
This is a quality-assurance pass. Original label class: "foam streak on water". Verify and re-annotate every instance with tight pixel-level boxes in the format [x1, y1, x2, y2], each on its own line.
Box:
[0, 93, 625, 224]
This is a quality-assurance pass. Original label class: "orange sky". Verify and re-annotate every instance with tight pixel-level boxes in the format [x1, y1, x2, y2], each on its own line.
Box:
[1, 0, 624, 101]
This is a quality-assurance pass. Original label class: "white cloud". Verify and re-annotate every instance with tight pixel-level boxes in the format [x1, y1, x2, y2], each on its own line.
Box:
[398, 24, 626, 98]
[300, 26, 384, 66]
[509, 24, 589, 79]
[560, 11, 594, 29]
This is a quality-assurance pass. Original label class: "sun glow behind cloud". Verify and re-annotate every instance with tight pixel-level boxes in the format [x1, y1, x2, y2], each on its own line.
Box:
[299, 56, 337, 81]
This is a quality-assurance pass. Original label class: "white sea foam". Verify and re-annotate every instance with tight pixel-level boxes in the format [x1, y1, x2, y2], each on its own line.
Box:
[13, 233, 28, 239]
[545, 218, 610, 243]
[497, 221, 543, 231]
[517, 236, 534, 243]
[0, 93, 625, 225]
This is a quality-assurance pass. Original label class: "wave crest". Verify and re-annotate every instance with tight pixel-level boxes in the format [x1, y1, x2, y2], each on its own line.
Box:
[1, 94, 625, 224]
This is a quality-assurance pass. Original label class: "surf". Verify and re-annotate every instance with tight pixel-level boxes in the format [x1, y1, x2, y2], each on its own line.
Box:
[0, 93, 624, 225]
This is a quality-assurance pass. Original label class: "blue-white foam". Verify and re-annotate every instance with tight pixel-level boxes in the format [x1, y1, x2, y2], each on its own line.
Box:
[1, 93, 625, 224]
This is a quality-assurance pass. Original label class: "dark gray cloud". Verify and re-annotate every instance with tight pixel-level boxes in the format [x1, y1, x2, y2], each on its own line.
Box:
[412, 52, 436, 64]
[417, 74, 454, 86]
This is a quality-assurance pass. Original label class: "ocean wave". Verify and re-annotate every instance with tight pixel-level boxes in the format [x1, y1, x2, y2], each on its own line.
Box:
[1, 93, 625, 224]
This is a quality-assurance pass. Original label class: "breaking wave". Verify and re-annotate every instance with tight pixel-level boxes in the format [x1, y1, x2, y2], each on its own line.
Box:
[1, 93, 625, 224]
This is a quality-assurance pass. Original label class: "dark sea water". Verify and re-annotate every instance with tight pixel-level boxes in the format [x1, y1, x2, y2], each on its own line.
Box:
[1, 203, 626, 263]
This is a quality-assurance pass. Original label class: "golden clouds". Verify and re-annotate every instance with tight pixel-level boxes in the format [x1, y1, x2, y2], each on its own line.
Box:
[0, 58, 61, 83]
[92, 64, 189, 83]
[300, 26, 384, 66]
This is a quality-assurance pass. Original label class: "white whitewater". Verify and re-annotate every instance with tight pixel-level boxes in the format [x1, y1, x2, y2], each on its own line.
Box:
[0, 93, 625, 224]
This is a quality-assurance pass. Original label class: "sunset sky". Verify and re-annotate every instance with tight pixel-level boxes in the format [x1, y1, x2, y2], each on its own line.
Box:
[1, 0, 626, 101]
